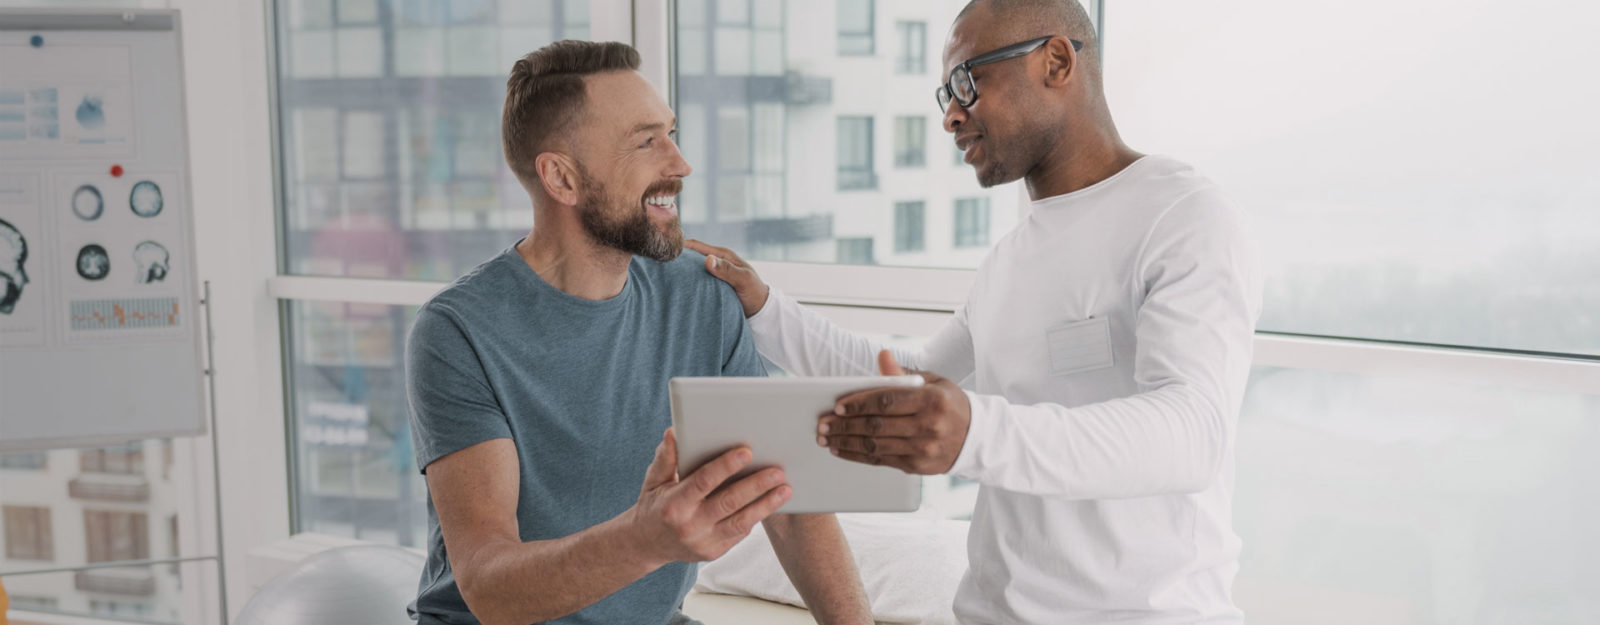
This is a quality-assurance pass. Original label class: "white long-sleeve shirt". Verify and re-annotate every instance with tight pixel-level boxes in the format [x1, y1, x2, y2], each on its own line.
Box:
[746, 155, 1262, 624]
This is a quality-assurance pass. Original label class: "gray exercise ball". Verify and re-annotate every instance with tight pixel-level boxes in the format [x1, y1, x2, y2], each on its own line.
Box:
[236, 545, 424, 625]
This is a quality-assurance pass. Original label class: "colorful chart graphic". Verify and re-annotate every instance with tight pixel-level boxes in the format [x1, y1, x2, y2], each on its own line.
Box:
[70, 297, 179, 330]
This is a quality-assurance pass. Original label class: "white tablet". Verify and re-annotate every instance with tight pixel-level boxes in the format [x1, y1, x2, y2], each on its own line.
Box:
[670, 376, 924, 514]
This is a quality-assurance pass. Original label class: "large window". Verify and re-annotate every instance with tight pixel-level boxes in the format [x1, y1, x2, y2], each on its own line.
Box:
[277, 0, 590, 282]
[273, 0, 590, 546]
[284, 301, 427, 546]
[1232, 366, 1600, 623]
[259, 8, 1597, 624]
[1105, 0, 1600, 356]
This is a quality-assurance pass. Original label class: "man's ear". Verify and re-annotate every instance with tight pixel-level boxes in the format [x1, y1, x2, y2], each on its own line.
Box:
[1042, 36, 1076, 88]
[534, 151, 582, 207]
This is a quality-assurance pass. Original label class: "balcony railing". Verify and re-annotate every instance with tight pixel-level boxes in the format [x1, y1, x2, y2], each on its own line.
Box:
[74, 568, 156, 596]
[68, 476, 150, 503]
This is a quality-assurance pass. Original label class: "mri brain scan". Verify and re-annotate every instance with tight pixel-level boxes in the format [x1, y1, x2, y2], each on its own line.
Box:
[130, 180, 163, 218]
[72, 184, 104, 221]
[77, 244, 110, 281]
[75, 94, 106, 130]
[0, 218, 28, 314]
[133, 241, 170, 284]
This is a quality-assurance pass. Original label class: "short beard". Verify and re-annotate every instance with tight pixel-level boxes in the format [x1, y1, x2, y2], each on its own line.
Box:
[975, 116, 1055, 188]
[574, 164, 683, 263]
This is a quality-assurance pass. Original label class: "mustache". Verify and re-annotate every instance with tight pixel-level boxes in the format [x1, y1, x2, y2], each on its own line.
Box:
[640, 178, 683, 202]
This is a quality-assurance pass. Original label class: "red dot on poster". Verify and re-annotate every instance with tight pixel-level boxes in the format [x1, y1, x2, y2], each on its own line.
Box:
[110, 165, 124, 177]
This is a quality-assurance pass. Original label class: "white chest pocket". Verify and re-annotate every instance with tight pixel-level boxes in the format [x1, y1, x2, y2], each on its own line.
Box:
[1045, 316, 1114, 376]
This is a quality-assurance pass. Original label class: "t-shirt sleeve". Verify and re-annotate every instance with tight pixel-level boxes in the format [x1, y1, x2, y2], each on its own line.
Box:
[717, 284, 768, 379]
[406, 304, 513, 474]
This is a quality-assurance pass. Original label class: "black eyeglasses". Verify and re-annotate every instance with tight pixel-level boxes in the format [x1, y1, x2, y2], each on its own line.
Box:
[935, 36, 1084, 113]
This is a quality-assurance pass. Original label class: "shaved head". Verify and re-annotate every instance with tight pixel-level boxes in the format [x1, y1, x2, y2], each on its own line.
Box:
[955, 0, 1101, 84]
[943, 0, 1133, 198]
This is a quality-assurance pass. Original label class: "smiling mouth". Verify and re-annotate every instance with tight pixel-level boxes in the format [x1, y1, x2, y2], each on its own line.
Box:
[644, 194, 677, 217]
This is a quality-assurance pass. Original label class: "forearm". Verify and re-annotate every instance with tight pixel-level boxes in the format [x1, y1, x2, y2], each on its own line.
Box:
[458, 514, 660, 625]
[763, 513, 873, 624]
[748, 288, 975, 380]
[748, 289, 895, 376]
[953, 385, 1231, 499]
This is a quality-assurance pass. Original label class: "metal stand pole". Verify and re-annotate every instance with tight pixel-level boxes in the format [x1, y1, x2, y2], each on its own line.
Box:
[201, 281, 230, 624]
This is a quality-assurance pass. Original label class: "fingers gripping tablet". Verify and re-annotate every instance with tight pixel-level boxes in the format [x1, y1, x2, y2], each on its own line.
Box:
[670, 376, 925, 514]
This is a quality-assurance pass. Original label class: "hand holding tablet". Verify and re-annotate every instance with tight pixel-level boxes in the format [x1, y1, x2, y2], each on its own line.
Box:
[670, 375, 924, 514]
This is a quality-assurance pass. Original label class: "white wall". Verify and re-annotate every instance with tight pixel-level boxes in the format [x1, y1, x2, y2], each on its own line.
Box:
[168, 0, 287, 620]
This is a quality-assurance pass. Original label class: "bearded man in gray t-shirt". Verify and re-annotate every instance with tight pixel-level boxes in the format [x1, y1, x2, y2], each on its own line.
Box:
[404, 41, 873, 625]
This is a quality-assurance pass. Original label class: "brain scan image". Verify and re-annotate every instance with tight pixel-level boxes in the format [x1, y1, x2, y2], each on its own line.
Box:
[133, 241, 170, 284]
[0, 218, 28, 314]
[75, 94, 106, 130]
[77, 244, 110, 281]
[130, 181, 163, 218]
[72, 184, 104, 221]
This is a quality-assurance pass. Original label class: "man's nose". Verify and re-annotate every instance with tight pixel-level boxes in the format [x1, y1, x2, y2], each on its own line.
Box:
[942, 100, 968, 134]
[666, 139, 692, 178]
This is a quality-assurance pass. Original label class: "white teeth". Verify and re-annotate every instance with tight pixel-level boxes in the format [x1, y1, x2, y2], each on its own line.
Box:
[646, 195, 675, 206]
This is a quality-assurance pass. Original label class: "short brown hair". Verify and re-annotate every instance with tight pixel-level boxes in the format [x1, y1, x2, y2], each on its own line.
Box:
[502, 40, 642, 184]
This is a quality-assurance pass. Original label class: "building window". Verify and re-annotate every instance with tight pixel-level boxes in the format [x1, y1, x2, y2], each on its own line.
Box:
[894, 116, 926, 168]
[954, 197, 991, 248]
[9, 595, 59, 611]
[836, 237, 876, 264]
[675, 0, 1020, 271]
[837, 116, 876, 190]
[79, 442, 145, 475]
[895, 21, 925, 73]
[3, 505, 53, 561]
[88, 601, 152, 618]
[894, 201, 926, 253]
[84, 510, 149, 563]
[0, 451, 48, 470]
[837, 0, 874, 56]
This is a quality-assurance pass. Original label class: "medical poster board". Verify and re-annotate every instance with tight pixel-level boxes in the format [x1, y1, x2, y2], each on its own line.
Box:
[0, 10, 205, 451]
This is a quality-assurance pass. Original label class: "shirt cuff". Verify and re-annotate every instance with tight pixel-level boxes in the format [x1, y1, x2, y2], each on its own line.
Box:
[947, 390, 993, 481]
[746, 286, 784, 331]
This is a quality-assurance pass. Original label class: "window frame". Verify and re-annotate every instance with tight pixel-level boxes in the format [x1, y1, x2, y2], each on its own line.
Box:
[893, 115, 927, 168]
[895, 20, 926, 74]
[953, 196, 989, 248]
[894, 200, 927, 253]
[836, 115, 878, 190]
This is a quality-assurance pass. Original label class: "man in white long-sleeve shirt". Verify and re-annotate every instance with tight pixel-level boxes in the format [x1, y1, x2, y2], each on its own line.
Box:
[684, 1, 1262, 623]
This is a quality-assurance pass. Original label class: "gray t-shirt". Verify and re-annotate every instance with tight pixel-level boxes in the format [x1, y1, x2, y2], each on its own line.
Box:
[405, 244, 765, 625]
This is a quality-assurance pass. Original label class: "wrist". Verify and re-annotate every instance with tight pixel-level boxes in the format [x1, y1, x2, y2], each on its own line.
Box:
[746, 285, 770, 318]
[745, 285, 772, 319]
[612, 507, 671, 572]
